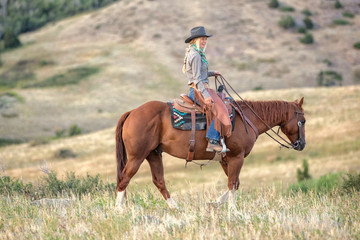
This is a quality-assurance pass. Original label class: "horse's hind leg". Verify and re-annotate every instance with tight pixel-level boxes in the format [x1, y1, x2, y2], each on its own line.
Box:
[116, 157, 145, 211]
[146, 150, 178, 209]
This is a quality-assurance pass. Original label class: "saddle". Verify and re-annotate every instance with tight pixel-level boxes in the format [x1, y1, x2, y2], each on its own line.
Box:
[169, 90, 235, 162]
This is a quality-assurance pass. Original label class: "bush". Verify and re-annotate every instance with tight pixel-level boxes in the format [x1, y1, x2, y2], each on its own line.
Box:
[354, 68, 360, 84]
[297, 27, 307, 34]
[289, 172, 343, 194]
[353, 42, 360, 50]
[342, 12, 354, 18]
[301, 9, 312, 16]
[299, 33, 314, 44]
[333, 19, 350, 25]
[0, 176, 34, 196]
[3, 29, 21, 49]
[303, 17, 314, 29]
[54, 148, 76, 159]
[280, 6, 295, 12]
[334, 0, 343, 9]
[341, 173, 360, 195]
[278, 15, 296, 29]
[68, 124, 82, 136]
[317, 70, 343, 86]
[268, 0, 279, 8]
[297, 159, 312, 182]
[0, 171, 116, 199]
[253, 86, 263, 91]
[0, 138, 23, 147]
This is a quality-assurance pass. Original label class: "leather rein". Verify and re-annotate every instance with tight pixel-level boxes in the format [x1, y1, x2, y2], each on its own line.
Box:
[215, 75, 304, 150]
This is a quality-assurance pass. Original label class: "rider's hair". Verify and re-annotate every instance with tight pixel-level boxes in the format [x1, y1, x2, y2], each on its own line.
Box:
[182, 38, 206, 73]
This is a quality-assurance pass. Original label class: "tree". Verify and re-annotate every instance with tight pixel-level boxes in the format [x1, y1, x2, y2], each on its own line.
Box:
[3, 28, 21, 49]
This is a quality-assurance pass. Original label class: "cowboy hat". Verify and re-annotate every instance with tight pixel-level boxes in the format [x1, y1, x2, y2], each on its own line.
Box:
[185, 26, 213, 43]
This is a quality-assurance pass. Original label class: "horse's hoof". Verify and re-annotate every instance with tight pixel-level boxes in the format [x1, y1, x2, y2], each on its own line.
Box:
[166, 197, 179, 210]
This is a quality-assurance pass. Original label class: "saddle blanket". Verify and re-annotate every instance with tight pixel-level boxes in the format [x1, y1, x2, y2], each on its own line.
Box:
[168, 102, 235, 131]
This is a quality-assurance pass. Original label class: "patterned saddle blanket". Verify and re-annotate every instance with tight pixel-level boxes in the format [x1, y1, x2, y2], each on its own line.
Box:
[168, 102, 235, 131]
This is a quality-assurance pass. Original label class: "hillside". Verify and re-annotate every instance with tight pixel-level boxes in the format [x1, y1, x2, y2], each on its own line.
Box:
[0, 0, 359, 141]
[1, 86, 359, 193]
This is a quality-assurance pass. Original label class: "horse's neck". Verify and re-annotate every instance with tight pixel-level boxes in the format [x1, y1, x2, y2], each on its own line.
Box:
[244, 100, 290, 134]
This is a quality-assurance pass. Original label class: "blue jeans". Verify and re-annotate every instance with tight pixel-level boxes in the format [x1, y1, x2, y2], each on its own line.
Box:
[188, 88, 220, 142]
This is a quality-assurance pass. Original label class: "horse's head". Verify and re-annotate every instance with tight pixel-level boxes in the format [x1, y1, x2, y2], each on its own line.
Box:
[280, 97, 306, 151]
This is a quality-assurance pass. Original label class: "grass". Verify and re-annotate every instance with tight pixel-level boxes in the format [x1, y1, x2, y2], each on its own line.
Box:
[23, 66, 100, 88]
[332, 19, 350, 25]
[0, 138, 24, 147]
[0, 182, 359, 239]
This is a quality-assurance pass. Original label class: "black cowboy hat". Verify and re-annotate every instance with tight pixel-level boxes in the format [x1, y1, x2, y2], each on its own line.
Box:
[185, 26, 213, 43]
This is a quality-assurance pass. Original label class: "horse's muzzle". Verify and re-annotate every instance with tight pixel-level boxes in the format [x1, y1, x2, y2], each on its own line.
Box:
[293, 139, 306, 151]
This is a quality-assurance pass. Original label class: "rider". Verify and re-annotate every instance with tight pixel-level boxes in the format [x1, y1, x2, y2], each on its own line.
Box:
[183, 26, 227, 153]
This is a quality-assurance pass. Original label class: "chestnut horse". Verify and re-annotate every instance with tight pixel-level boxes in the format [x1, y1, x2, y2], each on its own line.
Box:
[115, 98, 306, 213]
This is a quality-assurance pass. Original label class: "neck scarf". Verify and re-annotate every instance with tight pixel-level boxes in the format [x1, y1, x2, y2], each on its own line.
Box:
[191, 44, 208, 66]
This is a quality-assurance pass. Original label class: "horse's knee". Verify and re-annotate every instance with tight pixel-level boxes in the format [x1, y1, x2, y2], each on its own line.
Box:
[153, 178, 165, 189]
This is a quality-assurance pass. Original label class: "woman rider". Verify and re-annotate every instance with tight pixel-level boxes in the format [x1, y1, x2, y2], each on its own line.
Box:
[183, 26, 228, 153]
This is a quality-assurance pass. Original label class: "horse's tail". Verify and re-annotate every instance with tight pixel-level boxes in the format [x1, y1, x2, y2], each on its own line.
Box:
[116, 111, 132, 187]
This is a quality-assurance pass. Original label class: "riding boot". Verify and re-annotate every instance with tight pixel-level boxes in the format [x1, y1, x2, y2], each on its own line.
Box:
[206, 139, 230, 153]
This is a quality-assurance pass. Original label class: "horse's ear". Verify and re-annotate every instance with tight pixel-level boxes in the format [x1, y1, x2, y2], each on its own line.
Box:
[298, 97, 304, 108]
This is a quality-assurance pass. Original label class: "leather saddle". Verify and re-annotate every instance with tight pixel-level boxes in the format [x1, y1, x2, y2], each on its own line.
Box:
[173, 94, 203, 114]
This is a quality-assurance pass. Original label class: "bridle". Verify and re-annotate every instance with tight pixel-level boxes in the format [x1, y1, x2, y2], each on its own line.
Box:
[277, 110, 305, 150]
[215, 75, 305, 150]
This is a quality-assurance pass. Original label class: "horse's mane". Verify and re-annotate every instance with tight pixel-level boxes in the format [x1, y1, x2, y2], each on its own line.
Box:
[237, 100, 293, 124]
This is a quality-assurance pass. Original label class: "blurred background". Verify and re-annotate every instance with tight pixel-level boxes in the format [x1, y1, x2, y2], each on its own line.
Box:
[0, 0, 359, 189]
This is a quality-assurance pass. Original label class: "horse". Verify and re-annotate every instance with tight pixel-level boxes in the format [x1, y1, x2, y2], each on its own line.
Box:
[115, 97, 306, 213]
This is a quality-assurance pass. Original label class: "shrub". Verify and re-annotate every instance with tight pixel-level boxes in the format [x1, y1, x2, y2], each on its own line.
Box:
[299, 33, 314, 44]
[3, 29, 21, 49]
[301, 9, 312, 16]
[0, 138, 23, 147]
[342, 12, 354, 18]
[317, 70, 343, 86]
[280, 6, 295, 12]
[303, 17, 314, 29]
[268, 0, 279, 8]
[297, 27, 307, 34]
[0, 171, 116, 199]
[341, 173, 360, 195]
[55, 128, 66, 138]
[353, 42, 360, 50]
[278, 15, 296, 29]
[353, 68, 360, 83]
[253, 86, 263, 91]
[333, 19, 349, 25]
[334, 0, 343, 9]
[0, 176, 34, 196]
[297, 159, 312, 182]
[322, 59, 333, 67]
[54, 148, 76, 159]
[68, 124, 82, 136]
[289, 172, 343, 194]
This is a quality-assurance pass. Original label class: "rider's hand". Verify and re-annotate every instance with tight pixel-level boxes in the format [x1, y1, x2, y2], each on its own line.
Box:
[214, 71, 221, 76]
[205, 97, 213, 106]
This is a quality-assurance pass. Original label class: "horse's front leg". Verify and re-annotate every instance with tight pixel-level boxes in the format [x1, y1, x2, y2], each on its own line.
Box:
[226, 154, 244, 215]
[207, 159, 229, 208]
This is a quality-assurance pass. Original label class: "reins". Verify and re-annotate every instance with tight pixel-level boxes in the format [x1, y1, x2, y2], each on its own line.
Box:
[215, 75, 297, 150]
